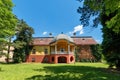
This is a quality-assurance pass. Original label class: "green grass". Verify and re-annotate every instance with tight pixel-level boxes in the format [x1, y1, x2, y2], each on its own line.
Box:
[0, 63, 120, 80]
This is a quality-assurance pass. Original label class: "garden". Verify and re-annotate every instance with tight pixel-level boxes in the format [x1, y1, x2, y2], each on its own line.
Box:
[0, 63, 120, 80]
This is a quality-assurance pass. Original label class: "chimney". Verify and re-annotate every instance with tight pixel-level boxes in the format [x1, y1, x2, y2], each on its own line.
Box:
[49, 33, 52, 37]
[73, 32, 76, 37]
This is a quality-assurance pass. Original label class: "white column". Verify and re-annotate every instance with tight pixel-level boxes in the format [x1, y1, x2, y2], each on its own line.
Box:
[55, 45, 57, 54]
[68, 45, 70, 54]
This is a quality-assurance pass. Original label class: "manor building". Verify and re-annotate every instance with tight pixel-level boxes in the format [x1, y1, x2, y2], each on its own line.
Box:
[26, 34, 97, 63]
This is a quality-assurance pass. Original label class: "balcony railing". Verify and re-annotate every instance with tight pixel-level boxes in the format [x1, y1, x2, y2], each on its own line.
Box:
[51, 51, 74, 54]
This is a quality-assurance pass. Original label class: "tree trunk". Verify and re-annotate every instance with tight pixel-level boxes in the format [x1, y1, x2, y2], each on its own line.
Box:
[7, 43, 10, 63]
[6, 37, 11, 63]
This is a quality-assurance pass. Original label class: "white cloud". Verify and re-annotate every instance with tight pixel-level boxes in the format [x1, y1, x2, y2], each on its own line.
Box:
[73, 25, 84, 34]
[69, 25, 84, 35]
[42, 31, 47, 35]
[79, 29, 83, 34]
[96, 39, 102, 44]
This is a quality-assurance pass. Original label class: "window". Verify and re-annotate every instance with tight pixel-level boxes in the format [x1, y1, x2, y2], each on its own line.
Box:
[82, 38, 85, 40]
[44, 48, 48, 54]
[60, 48, 65, 53]
[32, 49, 36, 54]
[70, 56, 74, 62]
[32, 58, 35, 62]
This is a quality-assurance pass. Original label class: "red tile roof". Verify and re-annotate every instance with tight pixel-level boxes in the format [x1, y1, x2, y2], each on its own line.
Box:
[31, 37, 53, 46]
[72, 37, 97, 45]
[31, 36, 97, 46]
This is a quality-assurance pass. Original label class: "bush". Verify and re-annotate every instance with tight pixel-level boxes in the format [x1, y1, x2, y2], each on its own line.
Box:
[0, 67, 1, 71]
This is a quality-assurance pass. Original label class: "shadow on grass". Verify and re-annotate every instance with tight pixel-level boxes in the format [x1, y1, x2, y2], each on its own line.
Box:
[0, 62, 22, 65]
[26, 65, 120, 80]
[0, 62, 15, 64]
[0, 67, 5, 72]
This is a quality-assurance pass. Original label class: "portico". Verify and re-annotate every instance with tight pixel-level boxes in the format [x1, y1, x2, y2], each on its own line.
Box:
[49, 34, 75, 63]
[50, 40, 75, 54]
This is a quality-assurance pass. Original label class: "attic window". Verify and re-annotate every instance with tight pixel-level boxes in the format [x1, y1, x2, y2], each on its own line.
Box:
[40, 39, 43, 41]
[82, 38, 85, 40]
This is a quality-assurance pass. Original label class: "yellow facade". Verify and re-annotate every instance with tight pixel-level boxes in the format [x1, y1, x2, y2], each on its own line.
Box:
[30, 46, 50, 55]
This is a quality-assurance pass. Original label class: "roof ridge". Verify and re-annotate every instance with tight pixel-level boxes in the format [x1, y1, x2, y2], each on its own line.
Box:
[71, 36, 92, 38]
[33, 37, 54, 39]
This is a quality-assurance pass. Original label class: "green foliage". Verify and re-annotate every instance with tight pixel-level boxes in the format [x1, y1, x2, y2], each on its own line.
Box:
[13, 19, 34, 63]
[0, 40, 6, 55]
[77, 0, 120, 33]
[74, 48, 79, 62]
[106, 12, 120, 33]
[0, 0, 17, 40]
[78, 0, 120, 70]
[90, 44, 102, 62]
[102, 26, 120, 69]
[0, 0, 17, 57]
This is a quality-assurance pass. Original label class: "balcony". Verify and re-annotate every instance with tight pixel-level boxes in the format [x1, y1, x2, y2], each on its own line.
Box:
[51, 51, 74, 54]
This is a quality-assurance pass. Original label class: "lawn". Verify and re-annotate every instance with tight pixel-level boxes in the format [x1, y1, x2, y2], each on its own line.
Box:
[0, 63, 120, 80]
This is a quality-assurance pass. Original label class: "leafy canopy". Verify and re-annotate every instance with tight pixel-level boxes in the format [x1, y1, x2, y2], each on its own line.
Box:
[0, 0, 17, 55]
[77, 0, 120, 33]
[0, 0, 17, 39]
[77, 0, 120, 70]
[13, 19, 34, 63]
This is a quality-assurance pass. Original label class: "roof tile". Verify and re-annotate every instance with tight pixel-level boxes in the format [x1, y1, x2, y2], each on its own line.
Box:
[31, 36, 97, 45]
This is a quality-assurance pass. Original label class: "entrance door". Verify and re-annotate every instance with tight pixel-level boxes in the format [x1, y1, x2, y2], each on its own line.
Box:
[58, 56, 67, 63]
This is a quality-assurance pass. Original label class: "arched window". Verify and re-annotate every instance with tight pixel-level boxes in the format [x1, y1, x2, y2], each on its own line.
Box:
[70, 56, 74, 62]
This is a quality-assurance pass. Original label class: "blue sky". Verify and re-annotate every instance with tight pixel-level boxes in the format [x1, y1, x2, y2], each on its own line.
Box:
[12, 0, 102, 43]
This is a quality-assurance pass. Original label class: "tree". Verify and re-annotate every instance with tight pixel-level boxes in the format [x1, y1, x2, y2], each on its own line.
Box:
[77, 0, 120, 70]
[13, 19, 34, 63]
[0, 0, 17, 41]
[0, 0, 17, 62]
[90, 44, 102, 62]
